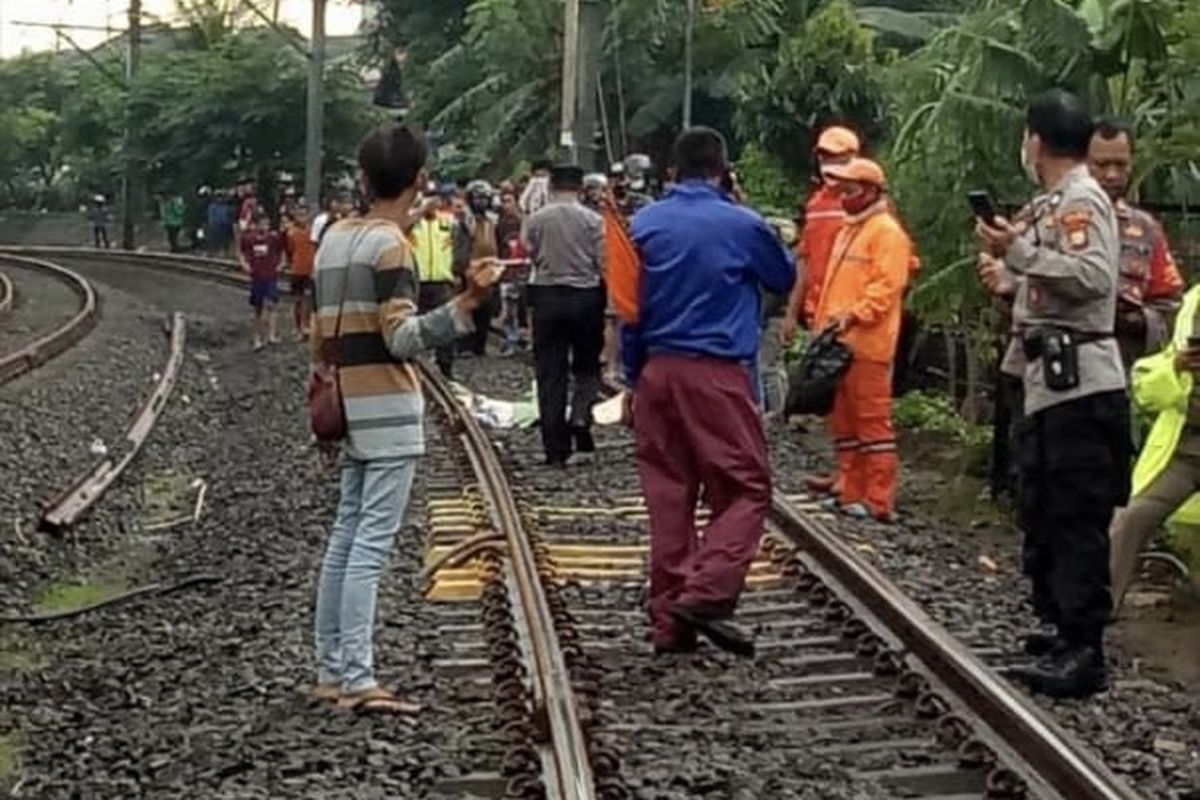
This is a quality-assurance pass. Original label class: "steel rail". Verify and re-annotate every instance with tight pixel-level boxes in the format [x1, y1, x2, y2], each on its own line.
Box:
[0, 268, 13, 314]
[40, 312, 187, 533]
[0, 246, 296, 291]
[418, 361, 597, 800]
[771, 493, 1140, 800]
[0, 254, 98, 386]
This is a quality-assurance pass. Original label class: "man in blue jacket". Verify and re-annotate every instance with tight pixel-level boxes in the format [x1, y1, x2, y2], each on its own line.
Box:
[624, 127, 795, 656]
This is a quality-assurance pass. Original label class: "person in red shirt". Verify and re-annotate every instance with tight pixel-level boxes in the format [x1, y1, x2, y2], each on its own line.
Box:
[781, 126, 861, 346]
[239, 211, 284, 350]
[284, 205, 317, 339]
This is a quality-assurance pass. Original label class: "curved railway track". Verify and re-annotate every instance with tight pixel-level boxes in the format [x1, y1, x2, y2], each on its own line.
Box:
[0, 253, 98, 386]
[417, 363, 1141, 800]
[0, 246, 1150, 797]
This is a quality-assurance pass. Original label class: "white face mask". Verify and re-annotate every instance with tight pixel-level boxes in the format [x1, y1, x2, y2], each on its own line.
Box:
[1020, 135, 1039, 185]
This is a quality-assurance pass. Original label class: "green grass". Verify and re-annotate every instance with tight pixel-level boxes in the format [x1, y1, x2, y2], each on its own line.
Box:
[0, 633, 43, 674]
[31, 577, 129, 616]
[0, 732, 22, 790]
[141, 468, 195, 527]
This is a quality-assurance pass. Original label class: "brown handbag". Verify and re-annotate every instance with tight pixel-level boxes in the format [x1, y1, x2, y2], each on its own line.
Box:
[308, 234, 357, 443]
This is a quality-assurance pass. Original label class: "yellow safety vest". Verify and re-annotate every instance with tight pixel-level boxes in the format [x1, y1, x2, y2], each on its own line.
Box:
[1129, 284, 1200, 526]
[410, 214, 455, 284]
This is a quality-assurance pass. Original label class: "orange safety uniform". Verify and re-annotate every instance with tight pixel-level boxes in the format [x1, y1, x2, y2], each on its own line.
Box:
[813, 195, 915, 519]
[796, 185, 847, 324]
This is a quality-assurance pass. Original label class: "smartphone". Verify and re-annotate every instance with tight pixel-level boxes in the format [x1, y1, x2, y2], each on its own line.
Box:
[968, 190, 999, 226]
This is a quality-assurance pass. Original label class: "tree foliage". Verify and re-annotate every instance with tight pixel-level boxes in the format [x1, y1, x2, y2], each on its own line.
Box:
[0, 16, 379, 211]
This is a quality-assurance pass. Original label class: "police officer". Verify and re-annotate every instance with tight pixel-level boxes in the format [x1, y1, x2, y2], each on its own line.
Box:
[1087, 118, 1184, 371]
[976, 89, 1129, 698]
[523, 165, 606, 465]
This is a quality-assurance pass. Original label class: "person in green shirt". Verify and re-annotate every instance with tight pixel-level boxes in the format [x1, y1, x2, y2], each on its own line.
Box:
[162, 194, 186, 252]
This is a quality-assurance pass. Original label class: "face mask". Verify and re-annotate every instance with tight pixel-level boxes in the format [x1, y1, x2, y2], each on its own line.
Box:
[840, 186, 878, 215]
[1021, 137, 1039, 184]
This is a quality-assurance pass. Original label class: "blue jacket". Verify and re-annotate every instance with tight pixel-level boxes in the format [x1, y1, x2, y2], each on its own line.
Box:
[621, 182, 795, 384]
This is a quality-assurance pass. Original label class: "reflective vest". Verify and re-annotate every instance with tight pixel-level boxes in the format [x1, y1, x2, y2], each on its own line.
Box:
[1130, 285, 1200, 525]
[410, 214, 456, 283]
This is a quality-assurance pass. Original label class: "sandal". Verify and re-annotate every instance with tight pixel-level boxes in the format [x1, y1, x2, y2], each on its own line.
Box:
[336, 687, 422, 716]
[309, 683, 341, 703]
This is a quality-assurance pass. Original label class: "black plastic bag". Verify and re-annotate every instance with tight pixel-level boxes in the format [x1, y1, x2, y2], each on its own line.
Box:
[785, 328, 853, 416]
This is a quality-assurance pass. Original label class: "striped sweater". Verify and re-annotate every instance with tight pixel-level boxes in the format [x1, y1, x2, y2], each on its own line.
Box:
[311, 217, 469, 460]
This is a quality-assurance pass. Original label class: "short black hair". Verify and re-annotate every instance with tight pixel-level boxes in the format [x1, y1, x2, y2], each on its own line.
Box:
[1026, 89, 1094, 159]
[1093, 116, 1135, 151]
[550, 165, 585, 191]
[357, 125, 427, 200]
[673, 126, 728, 181]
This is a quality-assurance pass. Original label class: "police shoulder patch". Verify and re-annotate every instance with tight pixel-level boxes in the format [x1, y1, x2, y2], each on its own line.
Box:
[1060, 209, 1092, 251]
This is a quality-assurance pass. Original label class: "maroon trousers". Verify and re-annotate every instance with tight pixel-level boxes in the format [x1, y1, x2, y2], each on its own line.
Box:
[633, 355, 771, 647]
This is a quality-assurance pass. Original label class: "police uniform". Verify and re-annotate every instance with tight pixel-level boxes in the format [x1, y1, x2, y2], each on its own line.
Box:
[1113, 199, 1184, 370]
[1000, 164, 1131, 659]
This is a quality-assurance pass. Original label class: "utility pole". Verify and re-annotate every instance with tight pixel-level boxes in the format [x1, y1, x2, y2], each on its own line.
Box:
[683, 0, 695, 129]
[559, 0, 581, 163]
[122, 0, 142, 250]
[305, 0, 327, 208]
[573, 0, 604, 172]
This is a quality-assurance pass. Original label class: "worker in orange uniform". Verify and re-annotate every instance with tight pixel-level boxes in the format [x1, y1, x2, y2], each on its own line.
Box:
[812, 158, 915, 522]
[781, 126, 860, 346]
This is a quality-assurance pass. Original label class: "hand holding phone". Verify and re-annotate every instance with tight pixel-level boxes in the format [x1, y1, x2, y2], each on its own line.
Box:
[968, 190, 999, 226]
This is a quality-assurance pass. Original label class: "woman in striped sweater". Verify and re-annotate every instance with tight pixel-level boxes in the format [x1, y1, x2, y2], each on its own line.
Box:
[310, 125, 499, 715]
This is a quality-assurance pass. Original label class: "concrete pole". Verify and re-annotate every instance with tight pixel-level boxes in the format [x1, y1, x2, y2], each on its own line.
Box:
[560, 0, 581, 163]
[304, 0, 327, 208]
[121, 0, 142, 250]
[574, 0, 604, 172]
[683, 0, 695, 130]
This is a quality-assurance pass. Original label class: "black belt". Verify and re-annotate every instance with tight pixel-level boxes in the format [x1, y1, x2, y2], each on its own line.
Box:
[1021, 329, 1113, 360]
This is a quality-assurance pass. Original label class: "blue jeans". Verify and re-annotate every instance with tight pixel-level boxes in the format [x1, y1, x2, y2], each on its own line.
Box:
[314, 456, 417, 693]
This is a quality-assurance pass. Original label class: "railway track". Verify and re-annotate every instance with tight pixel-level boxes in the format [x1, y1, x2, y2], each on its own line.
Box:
[417, 363, 1141, 800]
[0, 246, 1156, 796]
[0, 253, 97, 386]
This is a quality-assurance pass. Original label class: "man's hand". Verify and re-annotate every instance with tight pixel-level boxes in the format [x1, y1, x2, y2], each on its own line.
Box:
[978, 253, 1016, 297]
[240, 261, 251, 277]
[455, 257, 503, 311]
[828, 313, 853, 335]
[1175, 346, 1200, 373]
[976, 215, 1019, 258]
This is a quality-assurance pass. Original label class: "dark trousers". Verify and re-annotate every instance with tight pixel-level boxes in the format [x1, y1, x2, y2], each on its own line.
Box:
[530, 285, 605, 461]
[990, 373, 1024, 500]
[1016, 390, 1131, 647]
[634, 355, 771, 647]
[166, 225, 181, 252]
[463, 288, 500, 356]
[94, 225, 110, 249]
[418, 282, 456, 378]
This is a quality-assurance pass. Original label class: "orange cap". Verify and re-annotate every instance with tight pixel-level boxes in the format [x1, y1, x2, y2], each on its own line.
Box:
[816, 126, 861, 156]
[822, 158, 886, 188]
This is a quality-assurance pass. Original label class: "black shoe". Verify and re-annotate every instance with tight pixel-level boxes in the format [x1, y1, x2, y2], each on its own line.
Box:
[1008, 645, 1107, 699]
[670, 606, 755, 658]
[544, 454, 570, 468]
[1022, 631, 1066, 657]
